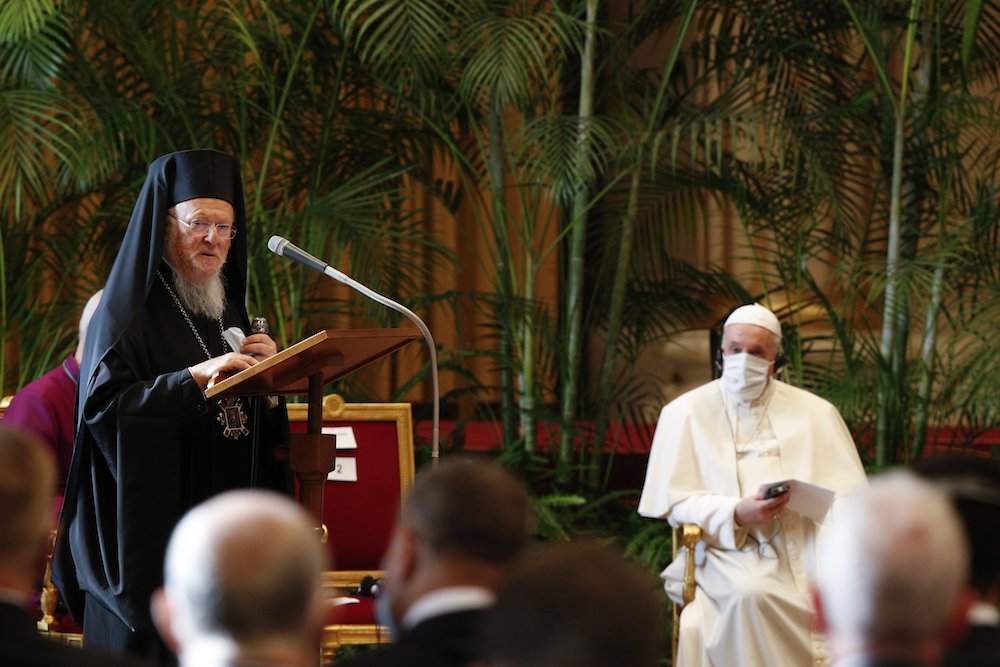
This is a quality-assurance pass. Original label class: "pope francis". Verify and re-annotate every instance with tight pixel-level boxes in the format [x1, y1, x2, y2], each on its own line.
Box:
[638, 303, 867, 667]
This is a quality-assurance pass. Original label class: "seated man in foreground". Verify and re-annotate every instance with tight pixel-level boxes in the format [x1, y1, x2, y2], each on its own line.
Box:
[151, 490, 328, 667]
[479, 541, 666, 667]
[342, 458, 533, 667]
[638, 303, 868, 666]
[914, 455, 1000, 667]
[814, 470, 971, 666]
[0, 426, 148, 667]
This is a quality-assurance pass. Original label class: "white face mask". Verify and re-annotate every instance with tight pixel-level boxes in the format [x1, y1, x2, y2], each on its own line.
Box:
[721, 352, 773, 401]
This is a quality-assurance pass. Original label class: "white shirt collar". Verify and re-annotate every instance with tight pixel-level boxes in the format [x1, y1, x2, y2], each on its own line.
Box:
[401, 586, 495, 631]
[968, 600, 1000, 626]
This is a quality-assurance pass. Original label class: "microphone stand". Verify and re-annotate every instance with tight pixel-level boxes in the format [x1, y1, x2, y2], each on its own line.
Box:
[322, 266, 441, 464]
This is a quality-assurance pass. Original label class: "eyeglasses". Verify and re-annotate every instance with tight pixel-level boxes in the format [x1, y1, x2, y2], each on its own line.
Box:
[171, 214, 237, 239]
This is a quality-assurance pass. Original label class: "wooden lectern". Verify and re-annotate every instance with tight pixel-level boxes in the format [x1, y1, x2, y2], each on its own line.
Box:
[206, 327, 420, 526]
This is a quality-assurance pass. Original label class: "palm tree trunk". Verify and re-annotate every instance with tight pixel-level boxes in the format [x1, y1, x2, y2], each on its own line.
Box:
[521, 266, 537, 451]
[586, 0, 699, 487]
[487, 92, 518, 447]
[588, 162, 641, 488]
[559, 0, 598, 476]
[875, 0, 922, 466]
[911, 9, 940, 462]
[914, 261, 944, 460]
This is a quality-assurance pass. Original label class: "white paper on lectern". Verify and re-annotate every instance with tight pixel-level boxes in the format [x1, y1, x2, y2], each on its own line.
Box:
[321, 425, 358, 449]
[785, 479, 835, 522]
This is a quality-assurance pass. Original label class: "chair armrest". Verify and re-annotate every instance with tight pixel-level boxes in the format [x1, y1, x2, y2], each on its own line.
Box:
[680, 524, 702, 606]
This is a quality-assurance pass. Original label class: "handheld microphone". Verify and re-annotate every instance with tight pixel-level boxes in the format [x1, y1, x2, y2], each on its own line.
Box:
[268, 235, 441, 462]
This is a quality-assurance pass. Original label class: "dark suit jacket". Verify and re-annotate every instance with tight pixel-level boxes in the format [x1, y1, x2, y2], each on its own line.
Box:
[0, 601, 151, 667]
[341, 609, 483, 667]
[943, 624, 1000, 667]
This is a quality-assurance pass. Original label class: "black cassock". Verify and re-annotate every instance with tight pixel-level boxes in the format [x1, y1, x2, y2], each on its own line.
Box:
[53, 150, 290, 660]
[58, 272, 288, 631]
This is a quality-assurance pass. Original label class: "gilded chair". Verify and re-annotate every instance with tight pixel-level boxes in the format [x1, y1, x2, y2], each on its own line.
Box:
[286, 394, 415, 663]
[672, 523, 702, 663]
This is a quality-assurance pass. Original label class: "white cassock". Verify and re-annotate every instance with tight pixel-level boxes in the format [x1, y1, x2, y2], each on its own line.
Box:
[638, 379, 867, 667]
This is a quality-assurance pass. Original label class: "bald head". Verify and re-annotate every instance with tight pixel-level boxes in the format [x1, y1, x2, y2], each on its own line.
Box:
[79, 289, 103, 343]
[0, 427, 56, 569]
[161, 490, 326, 646]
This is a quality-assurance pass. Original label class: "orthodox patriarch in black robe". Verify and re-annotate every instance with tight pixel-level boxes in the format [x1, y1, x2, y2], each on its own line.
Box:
[53, 150, 290, 664]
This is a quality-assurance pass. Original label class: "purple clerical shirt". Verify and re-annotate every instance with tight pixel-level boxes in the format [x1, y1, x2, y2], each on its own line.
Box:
[4, 355, 79, 493]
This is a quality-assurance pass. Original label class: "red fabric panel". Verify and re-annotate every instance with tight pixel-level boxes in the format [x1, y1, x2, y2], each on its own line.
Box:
[291, 420, 403, 570]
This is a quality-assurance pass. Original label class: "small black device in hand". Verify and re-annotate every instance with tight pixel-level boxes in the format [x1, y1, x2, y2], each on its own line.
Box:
[762, 482, 790, 499]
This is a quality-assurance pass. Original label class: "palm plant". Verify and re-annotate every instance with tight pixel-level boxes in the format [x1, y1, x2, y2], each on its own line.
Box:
[5, 2, 999, 576]
[0, 0, 451, 397]
[696, 0, 1000, 465]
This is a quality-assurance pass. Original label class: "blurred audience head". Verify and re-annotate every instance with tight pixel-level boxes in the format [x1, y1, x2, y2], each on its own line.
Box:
[912, 453, 1000, 605]
[0, 426, 56, 579]
[401, 457, 532, 564]
[152, 490, 327, 666]
[379, 457, 533, 632]
[814, 470, 970, 663]
[479, 541, 665, 667]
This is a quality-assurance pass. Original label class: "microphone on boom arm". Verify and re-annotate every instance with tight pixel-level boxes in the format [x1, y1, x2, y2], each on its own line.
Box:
[267, 235, 441, 462]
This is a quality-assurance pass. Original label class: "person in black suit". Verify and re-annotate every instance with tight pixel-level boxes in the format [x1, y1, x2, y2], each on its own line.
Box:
[479, 540, 666, 667]
[913, 455, 1000, 667]
[150, 489, 328, 667]
[813, 471, 973, 667]
[0, 426, 149, 667]
[341, 458, 533, 667]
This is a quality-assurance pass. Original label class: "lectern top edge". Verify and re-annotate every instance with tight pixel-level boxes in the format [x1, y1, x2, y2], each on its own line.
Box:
[204, 327, 421, 399]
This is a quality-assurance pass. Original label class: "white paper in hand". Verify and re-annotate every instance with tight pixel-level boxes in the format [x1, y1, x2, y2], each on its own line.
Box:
[223, 326, 245, 353]
[761, 479, 835, 522]
[788, 480, 835, 522]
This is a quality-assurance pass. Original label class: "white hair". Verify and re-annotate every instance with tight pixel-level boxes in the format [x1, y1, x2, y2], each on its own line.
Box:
[163, 490, 326, 646]
[816, 470, 968, 646]
[170, 265, 226, 320]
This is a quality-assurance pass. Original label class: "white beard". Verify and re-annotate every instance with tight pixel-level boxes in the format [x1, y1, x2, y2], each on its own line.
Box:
[171, 267, 227, 320]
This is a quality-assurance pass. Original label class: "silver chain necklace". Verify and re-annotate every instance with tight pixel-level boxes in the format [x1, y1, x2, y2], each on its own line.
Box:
[157, 270, 250, 439]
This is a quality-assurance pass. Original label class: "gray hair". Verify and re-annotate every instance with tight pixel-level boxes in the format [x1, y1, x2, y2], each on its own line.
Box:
[163, 490, 326, 643]
[816, 470, 968, 645]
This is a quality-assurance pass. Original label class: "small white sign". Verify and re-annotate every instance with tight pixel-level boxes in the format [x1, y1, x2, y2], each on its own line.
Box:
[327, 457, 358, 482]
[322, 426, 358, 450]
